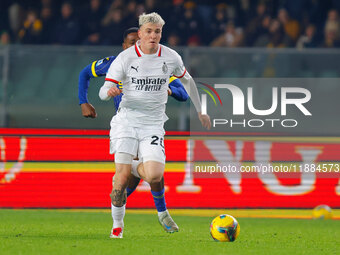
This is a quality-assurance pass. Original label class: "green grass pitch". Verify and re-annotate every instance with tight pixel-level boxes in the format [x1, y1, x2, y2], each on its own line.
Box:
[0, 209, 339, 255]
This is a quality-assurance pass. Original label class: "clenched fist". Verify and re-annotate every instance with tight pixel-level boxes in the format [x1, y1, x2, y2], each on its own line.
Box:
[81, 103, 97, 118]
[107, 86, 122, 97]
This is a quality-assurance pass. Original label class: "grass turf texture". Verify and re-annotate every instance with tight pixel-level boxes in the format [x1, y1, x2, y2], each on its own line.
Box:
[0, 210, 339, 255]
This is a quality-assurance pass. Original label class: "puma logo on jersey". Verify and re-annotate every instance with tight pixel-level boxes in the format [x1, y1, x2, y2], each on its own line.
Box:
[131, 66, 139, 72]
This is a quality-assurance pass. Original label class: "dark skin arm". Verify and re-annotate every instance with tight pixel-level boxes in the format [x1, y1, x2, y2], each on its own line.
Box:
[81, 103, 97, 118]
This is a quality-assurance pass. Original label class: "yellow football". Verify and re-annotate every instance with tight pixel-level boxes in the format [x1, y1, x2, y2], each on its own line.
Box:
[312, 205, 333, 219]
[210, 214, 240, 242]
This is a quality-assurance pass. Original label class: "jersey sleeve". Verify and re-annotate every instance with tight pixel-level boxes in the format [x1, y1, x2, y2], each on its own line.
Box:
[78, 56, 115, 105]
[78, 63, 92, 104]
[92, 56, 116, 77]
[105, 53, 126, 84]
[172, 52, 187, 78]
[168, 76, 189, 102]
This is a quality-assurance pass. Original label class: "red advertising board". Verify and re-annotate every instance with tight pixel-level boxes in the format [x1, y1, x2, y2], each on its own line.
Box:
[0, 128, 339, 208]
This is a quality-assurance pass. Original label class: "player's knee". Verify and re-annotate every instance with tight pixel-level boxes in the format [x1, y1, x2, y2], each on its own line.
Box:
[145, 172, 163, 184]
[142, 159, 165, 183]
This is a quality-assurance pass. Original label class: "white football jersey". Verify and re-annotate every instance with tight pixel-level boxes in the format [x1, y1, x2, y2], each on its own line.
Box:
[105, 41, 186, 127]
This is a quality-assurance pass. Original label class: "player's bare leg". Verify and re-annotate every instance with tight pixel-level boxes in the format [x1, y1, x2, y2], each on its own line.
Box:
[131, 162, 171, 218]
[138, 161, 179, 233]
[110, 163, 131, 239]
[126, 175, 141, 196]
[139, 161, 163, 184]
[124, 159, 142, 196]
[113, 174, 140, 197]
[149, 176, 164, 192]
[111, 159, 141, 197]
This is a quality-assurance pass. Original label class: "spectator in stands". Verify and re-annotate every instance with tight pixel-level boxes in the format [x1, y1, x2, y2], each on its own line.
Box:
[277, 8, 300, 45]
[40, 0, 55, 9]
[122, 0, 139, 28]
[208, 3, 228, 43]
[166, 32, 181, 47]
[135, 3, 146, 19]
[319, 9, 340, 48]
[210, 21, 243, 47]
[145, 0, 157, 13]
[167, 0, 184, 39]
[244, 2, 267, 47]
[283, 0, 306, 20]
[187, 34, 201, 47]
[253, 15, 271, 47]
[80, 0, 105, 45]
[18, 9, 43, 44]
[321, 16, 340, 48]
[8, 3, 23, 39]
[267, 19, 289, 48]
[3, 0, 340, 48]
[109, 0, 124, 10]
[101, 8, 125, 45]
[40, 6, 55, 44]
[176, 1, 202, 45]
[322, 30, 340, 48]
[296, 24, 318, 49]
[53, 2, 80, 45]
[0, 31, 10, 45]
[323, 9, 340, 44]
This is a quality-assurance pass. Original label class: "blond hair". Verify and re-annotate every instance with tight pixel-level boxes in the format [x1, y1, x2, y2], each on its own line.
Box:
[139, 12, 165, 27]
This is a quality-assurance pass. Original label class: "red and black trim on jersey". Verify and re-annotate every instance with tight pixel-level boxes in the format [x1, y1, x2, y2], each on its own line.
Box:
[158, 46, 161, 56]
[135, 44, 142, 57]
[135, 43, 162, 57]
[105, 78, 120, 84]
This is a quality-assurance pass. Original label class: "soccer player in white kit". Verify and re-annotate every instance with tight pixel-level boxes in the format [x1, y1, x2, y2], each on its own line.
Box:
[99, 12, 211, 238]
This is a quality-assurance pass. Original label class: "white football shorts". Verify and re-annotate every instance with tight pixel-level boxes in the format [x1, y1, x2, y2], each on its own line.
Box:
[110, 124, 165, 164]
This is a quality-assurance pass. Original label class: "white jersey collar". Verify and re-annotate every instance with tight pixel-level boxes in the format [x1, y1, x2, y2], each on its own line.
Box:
[135, 40, 161, 57]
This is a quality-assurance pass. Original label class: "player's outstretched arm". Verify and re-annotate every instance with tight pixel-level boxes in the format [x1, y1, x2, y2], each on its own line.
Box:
[78, 64, 98, 118]
[168, 78, 189, 102]
[179, 71, 211, 130]
[79, 57, 116, 117]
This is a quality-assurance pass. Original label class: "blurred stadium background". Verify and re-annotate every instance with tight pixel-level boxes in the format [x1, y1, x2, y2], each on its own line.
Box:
[0, 0, 339, 211]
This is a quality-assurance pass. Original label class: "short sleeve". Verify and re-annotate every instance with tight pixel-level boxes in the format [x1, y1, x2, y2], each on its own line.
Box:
[93, 56, 115, 77]
[172, 52, 187, 78]
[105, 54, 125, 84]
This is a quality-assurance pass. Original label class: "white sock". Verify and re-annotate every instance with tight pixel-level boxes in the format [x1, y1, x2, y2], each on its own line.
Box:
[112, 203, 126, 228]
[111, 203, 115, 223]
